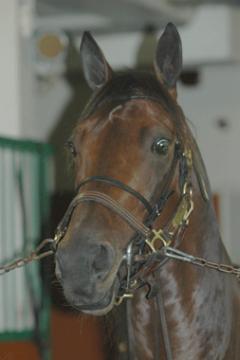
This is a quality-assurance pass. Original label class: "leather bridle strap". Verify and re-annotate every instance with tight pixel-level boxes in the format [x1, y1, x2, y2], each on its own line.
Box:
[54, 190, 152, 246]
[144, 142, 181, 227]
[157, 288, 173, 360]
[76, 175, 153, 214]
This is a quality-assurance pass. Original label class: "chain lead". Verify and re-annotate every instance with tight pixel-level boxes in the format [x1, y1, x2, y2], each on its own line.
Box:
[163, 246, 240, 280]
[0, 238, 55, 275]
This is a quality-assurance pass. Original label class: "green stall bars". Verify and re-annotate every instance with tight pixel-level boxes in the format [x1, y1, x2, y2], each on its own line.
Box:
[0, 137, 53, 360]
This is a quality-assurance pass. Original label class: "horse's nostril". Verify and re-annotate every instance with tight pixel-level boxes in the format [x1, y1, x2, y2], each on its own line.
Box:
[92, 244, 113, 275]
[54, 242, 114, 286]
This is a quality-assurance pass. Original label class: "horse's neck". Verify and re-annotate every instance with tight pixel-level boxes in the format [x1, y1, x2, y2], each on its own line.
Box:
[128, 194, 239, 359]
[157, 199, 231, 359]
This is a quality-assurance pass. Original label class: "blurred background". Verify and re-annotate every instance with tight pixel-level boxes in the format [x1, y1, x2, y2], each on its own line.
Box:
[0, 0, 240, 359]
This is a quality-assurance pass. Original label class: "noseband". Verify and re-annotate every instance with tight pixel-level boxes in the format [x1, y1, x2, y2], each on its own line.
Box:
[53, 142, 194, 304]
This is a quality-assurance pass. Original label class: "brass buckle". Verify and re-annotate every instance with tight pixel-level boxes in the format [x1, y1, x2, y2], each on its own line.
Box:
[183, 197, 194, 225]
[115, 292, 133, 306]
[183, 182, 192, 196]
[145, 229, 171, 253]
[182, 184, 194, 225]
[54, 228, 66, 246]
[183, 148, 192, 167]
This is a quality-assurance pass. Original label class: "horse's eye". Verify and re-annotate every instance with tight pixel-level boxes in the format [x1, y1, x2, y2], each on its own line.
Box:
[65, 141, 77, 157]
[152, 138, 169, 155]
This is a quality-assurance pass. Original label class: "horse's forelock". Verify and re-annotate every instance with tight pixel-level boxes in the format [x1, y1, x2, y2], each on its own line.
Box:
[79, 71, 176, 120]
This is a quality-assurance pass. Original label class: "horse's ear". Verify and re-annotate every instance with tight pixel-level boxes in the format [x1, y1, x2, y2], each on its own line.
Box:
[154, 23, 182, 97]
[80, 31, 113, 90]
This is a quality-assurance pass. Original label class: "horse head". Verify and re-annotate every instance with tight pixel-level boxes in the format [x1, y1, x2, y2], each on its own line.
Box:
[54, 23, 209, 315]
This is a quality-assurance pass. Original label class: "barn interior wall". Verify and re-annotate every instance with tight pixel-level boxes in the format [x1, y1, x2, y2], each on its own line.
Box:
[178, 65, 240, 262]
[0, 0, 22, 137]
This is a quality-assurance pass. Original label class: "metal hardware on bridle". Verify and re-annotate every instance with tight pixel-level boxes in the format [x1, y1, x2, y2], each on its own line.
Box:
[114, 242, 138, 306]
[145, 229, 171, 252]
[125, 242, 134, 291]
[143, 150, 194, 255]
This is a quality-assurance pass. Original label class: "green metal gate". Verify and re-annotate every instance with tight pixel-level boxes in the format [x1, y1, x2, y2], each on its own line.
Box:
[0, 137, 53, 359]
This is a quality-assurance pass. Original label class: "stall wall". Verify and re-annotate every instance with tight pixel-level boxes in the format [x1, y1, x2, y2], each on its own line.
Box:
[178, 65, 240, 262]
[0, 1, 22, 137]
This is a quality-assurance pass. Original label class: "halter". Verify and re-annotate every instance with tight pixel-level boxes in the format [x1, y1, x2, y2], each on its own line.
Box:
[53, 142, 194, 303]
[52, 120, 194, 360]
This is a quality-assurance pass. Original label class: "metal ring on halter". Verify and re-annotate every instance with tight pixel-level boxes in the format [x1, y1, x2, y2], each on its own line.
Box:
[145, 229, 171, 253]
[115, 242, 135, 306]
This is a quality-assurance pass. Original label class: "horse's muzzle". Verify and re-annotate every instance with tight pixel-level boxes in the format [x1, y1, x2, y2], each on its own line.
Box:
[55, 241, 115, 307]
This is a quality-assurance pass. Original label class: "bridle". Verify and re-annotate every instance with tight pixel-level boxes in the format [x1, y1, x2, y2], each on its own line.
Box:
[52, 88, 195, 360]
[53, 139, 194, 302]
[53, 135, 194, 360]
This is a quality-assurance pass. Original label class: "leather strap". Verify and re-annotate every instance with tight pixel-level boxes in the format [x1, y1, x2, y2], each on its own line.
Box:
[144, 142, 181, 227]
[55, 190, 152, 246]
[77, 175, 153, 214]
[157, 288, 173, 360]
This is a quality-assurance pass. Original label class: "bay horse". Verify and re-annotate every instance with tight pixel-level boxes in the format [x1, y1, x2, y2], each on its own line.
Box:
[54, 23, 240, 359]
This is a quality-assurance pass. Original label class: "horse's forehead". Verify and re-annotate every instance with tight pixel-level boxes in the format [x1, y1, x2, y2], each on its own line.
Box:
[76, 98, 175, 136]
[107, 99, 172, 122]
